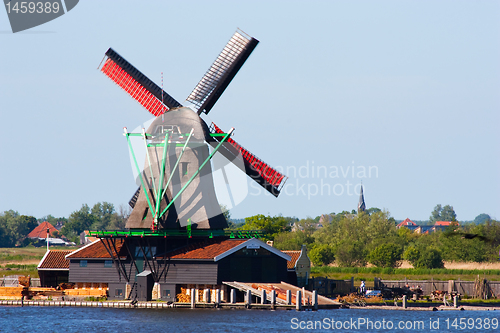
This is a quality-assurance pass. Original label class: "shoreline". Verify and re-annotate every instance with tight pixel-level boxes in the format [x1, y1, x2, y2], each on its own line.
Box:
[0, 299, 498, 311]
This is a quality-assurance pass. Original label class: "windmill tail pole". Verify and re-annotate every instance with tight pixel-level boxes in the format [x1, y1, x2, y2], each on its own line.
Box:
[46, 228, 49, 251]
[158, 128, 234, 219]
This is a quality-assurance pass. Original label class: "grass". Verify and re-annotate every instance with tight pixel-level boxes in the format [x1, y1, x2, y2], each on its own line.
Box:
[311, 266, 500, 283]
[0, 246, 77, 278]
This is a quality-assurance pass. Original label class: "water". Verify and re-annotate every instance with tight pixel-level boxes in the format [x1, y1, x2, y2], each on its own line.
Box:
[1, 306, 499, 332]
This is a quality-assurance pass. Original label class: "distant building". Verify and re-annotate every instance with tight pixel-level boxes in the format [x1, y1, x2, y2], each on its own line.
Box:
[358, 184, 366, 213]
[318, 214, 333, 226]
[397, 218, 417, 229]
[434, 221, 456, 227]
[282, 245, 311, 287]
[80, 231, 99, 245]
[27, 221, 58, 239]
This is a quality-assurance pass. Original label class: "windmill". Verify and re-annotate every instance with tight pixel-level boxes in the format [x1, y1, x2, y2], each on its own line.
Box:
[99, 29, 287, 231]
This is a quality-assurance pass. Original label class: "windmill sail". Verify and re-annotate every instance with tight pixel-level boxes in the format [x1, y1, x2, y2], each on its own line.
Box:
[209, 123, 287, 197]
[100, 48, 182, 116]
[186, 29, 259, 115]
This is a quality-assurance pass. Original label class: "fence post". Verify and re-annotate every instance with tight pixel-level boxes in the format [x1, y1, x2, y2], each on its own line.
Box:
[230, 289, 236, 304]
[203, 289, 210, 303]
[190, 288, 195, 309]
[246, 290, 252, 308]
[215, 289, 221, 307]
[296, 290, 302, 311]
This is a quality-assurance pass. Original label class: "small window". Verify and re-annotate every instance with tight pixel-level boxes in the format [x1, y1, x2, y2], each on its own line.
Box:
[115, 289, 123, 297]
[163, 289, 171, 297]
[181, 162, 188, 176]
[104, 260, 113, 268]
[79, 260, 87, 267]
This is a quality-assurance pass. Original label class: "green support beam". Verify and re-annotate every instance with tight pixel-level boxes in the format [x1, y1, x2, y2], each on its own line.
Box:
[87, 229, 265, 239]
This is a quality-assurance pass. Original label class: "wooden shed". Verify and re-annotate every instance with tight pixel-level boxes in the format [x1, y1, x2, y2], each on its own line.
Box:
[63, 237, 291, 301]
[37, 250, 71, 287]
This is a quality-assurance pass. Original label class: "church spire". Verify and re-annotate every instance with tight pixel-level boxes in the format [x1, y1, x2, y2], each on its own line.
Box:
[358, 183, 366, 213]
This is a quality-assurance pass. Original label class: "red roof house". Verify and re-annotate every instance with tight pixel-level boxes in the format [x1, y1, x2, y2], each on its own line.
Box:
[434, 221, 457, 226]
[37, 250, 72, 287]
[27, 221, 58, 239]
[397, 218, 417, 229]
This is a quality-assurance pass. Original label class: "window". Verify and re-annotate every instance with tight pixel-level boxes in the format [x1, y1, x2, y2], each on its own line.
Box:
[135, 246, 156, 259]
[163, 289, 171, 297]
[115, 289, 123, 297]
[104, 260, 113, 268]
[181, 162, 188, 176]
[79, 260, 87, 267]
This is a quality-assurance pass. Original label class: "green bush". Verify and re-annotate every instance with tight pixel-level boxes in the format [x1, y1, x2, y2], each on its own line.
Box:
[404, 245, 444, 269]
[367, 243, 402, 268]
[309, 244, 335, 266]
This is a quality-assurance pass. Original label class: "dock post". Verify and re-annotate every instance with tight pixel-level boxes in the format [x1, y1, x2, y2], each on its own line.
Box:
[286, 290, 292, 305]
[312, 290, 318, 311]
[453, 296, 458, 308]
[215, 289, 221, 307]
[190, 288, 196, 309]
[296, 290, 302, 311]
[261, 289, 266, 304]
[270, 290, 276, 307]
[230, 289, 236, 304]
[402, 295, 407, 309]
[204, 289, 210, 303]
[246, 290, 252, 308]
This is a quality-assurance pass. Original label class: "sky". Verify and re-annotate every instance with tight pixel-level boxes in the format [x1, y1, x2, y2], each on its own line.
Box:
[1, 1, 499, 222]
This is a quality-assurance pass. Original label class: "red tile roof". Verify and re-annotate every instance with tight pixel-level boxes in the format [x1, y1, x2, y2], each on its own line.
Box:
[38, 250, 71, 270]
[434, 221, 457, 226]
[66, 239, 125, 259]
[27, 221, 58, 239]
[160, 239, 247, 260]
[282, 250, 301, 269]
[397, 218, 416, 227]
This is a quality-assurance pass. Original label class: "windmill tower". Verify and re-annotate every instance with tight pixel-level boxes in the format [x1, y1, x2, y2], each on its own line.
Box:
[99, 30, 287, 231]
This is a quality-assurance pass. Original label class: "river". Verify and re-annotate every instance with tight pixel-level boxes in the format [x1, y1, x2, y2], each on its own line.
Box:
[1, 306, 499, 332]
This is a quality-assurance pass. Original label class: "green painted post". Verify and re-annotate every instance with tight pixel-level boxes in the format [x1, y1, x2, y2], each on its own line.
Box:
[142, 128, 158, 199]
[154, 132, 169, 228]
[160, 129, 194, 201]
[125, 129, 155, 219]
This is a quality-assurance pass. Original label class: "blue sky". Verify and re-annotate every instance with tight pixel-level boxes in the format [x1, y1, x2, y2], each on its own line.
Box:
[1, 1, 499, 222]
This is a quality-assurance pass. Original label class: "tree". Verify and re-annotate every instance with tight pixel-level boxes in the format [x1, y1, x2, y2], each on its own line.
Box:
[60, 204, 95, 242]
[368, 243, 402, 268]
[309, 244, 335, 266]
[366, 207, 382, 215]
[90, 202, 115, 230]
[430, 204, 457, 223]
[403, 244, 444, 269]
[274, 218, 316, 250]
[240, 214, 292, 241]
[474, 213, 491, 225]
[0, 211, 38, 247]
[107, 204, 130, 230]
